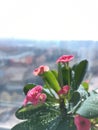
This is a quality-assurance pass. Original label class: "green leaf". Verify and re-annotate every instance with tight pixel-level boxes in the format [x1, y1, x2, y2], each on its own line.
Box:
[15, 104, 60, 120]
[12, 105, 61, 130]
[43, 88, 54, 98]
[51, 70, 58, 80]
[70, 91, 80, 106]
[23, 83, 36, 95]
[15, 104, 43, 119]
[42, 71, 61, 92]
[62, 66, 72, 86]
[11, 116, 76, 130]
[56, 117, 76, 130]
[58, 63, 64, 87]
[76, 93, 98, 118]
[43, 88, 59, 103]
[11, 121, 32, 130]
[72, 60, 88, 90]
[58, 63, 72, 87]
[77, 85, 88, 99]
[45, 116, 61, 130]
[11, 116, 60, 130]
[82, 81, 89, 91]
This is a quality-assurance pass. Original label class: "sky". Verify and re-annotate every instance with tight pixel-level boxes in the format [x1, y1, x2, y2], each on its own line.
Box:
[0, 0, 98, 40]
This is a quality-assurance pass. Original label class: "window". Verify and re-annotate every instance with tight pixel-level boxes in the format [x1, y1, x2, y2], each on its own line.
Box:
[0, 0, 98, 129]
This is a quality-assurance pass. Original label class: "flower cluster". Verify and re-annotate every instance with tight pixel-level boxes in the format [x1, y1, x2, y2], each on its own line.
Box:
[23, 85, 47, 106]
[12, 54, 98, 130]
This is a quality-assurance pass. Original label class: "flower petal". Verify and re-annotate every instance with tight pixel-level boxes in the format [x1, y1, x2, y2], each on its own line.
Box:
[33, 65, 49, 76]
[74, 115, 91, 130]
[56, 55, 74, 63]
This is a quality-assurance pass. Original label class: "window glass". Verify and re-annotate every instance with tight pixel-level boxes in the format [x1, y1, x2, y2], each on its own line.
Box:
[0, 41, 98, 130]
[0, 0, 98, 129]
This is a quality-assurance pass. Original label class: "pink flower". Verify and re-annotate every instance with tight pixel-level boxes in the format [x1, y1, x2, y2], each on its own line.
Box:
[23, 85, 47, 106]
[33, 65, 49, 76]
[58, 85, 70, 95]
[33, 85, 43, 92]
[74, 115, 91, 130]
[39, 93, 47, 103]
[56, 55, 74, 63]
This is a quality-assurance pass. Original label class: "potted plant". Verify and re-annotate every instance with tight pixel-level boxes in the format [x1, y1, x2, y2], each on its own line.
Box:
[11, 55, 98, 130]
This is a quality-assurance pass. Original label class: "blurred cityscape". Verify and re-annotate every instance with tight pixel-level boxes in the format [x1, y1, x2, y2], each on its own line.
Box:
[0, 39, 98, 129]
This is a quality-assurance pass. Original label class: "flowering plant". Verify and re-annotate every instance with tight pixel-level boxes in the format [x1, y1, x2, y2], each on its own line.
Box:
[11, 55, 98, 130]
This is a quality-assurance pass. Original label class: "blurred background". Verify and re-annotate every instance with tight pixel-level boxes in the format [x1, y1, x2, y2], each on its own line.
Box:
[1, 40, 98, 130]
[0, 0, 98, 129]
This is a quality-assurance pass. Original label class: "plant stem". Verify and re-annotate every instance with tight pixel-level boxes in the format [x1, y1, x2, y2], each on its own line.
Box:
[58, 63, 63, 87]
[67, 62, 70, 86]
[59, 98, 67, 118]
[45, 81, 56, 98]
[68, 99, 84, 114]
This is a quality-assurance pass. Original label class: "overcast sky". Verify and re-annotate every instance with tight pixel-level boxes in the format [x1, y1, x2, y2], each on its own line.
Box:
[0, 0, 98, 40]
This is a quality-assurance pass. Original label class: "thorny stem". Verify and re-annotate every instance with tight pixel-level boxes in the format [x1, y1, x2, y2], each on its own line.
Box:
[59, 98, 67, 119]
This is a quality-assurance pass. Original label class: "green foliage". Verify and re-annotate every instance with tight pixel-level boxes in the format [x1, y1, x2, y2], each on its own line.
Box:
[58, 63, 72, 87]
[11, 121, 32, 130]
[42, 71, 61, 92]
[77, 85, 89, 99]
[58, 63, 64, 87]
[82, 81, 89, 91]
[51, 70, 58, 80]
[11, 55, 98, 130]
[11, 116, 76, 130]
[76, 93, 98, 118]
[70, 91, 80, 106]
[15, 103, 60, 120]
[11, 103, 61, 130]
[72, 60, 88, 90]
[62, 66, 72, 86]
